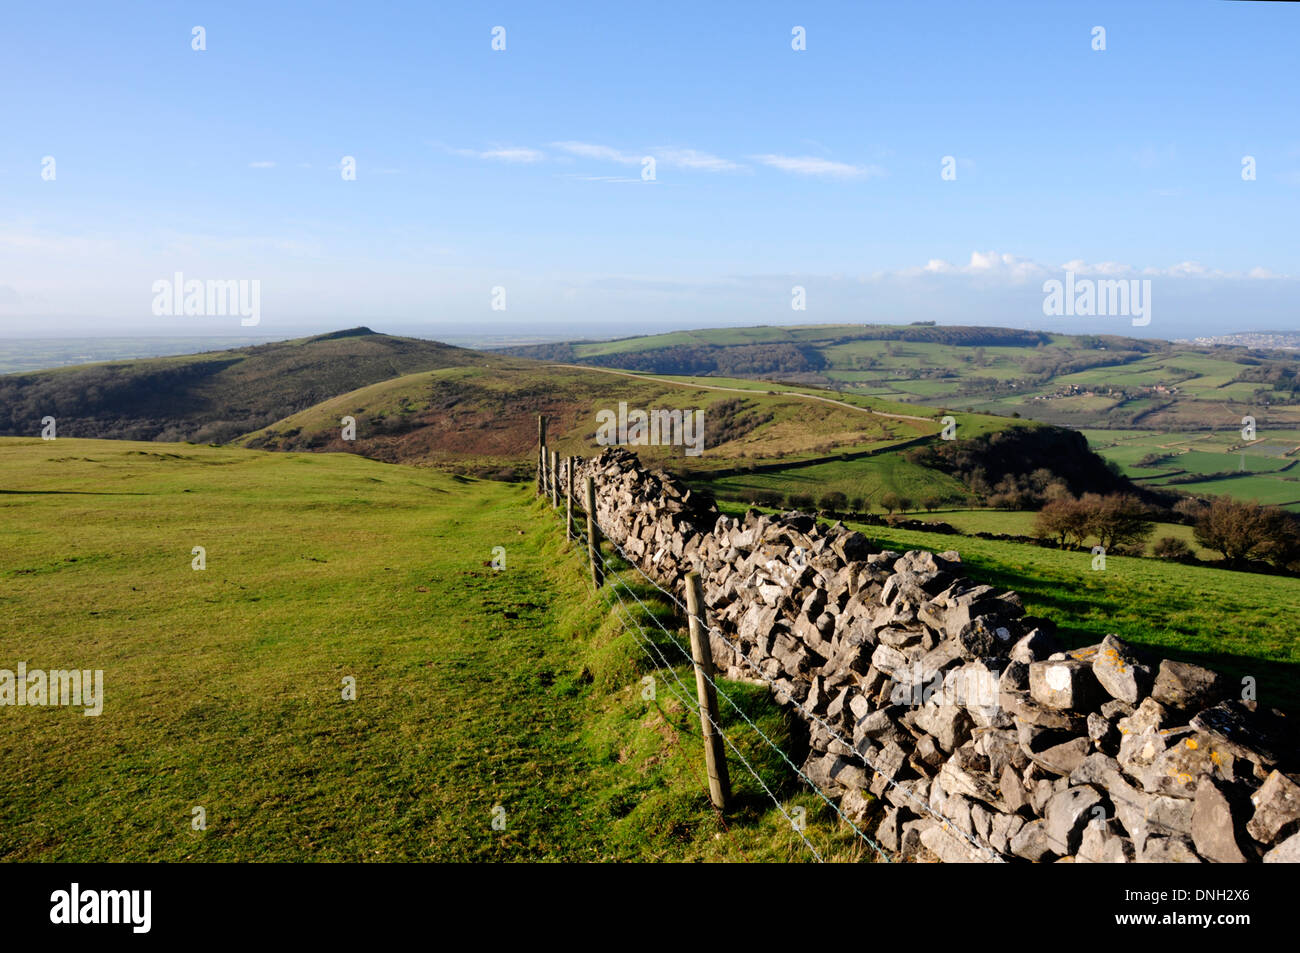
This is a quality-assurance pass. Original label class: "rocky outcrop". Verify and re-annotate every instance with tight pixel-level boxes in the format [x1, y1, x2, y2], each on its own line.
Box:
[568, 448, 1300, 863]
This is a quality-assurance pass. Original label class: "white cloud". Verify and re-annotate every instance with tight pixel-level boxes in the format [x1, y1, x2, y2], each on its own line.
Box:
[888, 251, 1287, 285]
[550, 141, 640, 164]
[653, 148, 741, 172]
[552, 141, 741, 172]
[448, 145, 545, 163]
[904, 251, 1044, 283]
[482, 147, 545, 163]
[248, 161, 276, 168]
[1060, 259, 1135, 277]
[750, 154, 885, 179]
[558, 174, 654, 185]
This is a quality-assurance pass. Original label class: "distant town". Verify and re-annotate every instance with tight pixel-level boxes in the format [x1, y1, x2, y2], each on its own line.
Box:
[1181, 331, 1300, 350]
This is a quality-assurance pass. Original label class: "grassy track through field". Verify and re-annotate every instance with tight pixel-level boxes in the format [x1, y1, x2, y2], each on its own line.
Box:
[0, 439, 866, 862]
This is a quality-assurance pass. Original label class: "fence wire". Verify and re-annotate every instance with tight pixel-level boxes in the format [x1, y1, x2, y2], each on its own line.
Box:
[552, 481, 1003, 863]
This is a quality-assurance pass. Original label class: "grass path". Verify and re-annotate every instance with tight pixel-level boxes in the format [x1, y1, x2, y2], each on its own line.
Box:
[0, 440, 610, 859]
[0, 439, 867, 862]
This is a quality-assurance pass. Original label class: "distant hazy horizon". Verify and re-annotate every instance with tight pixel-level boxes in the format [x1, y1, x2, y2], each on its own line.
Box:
[4, 319, 1299, 378]
[3, 0, 1297, 344]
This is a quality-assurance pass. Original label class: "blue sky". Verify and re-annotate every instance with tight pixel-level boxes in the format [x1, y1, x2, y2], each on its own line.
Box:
[1, 0, 1297, 342]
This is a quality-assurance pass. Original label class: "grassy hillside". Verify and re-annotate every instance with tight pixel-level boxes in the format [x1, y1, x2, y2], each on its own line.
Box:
[502, 324, 1300, 430]
[237, 362, 953, 474]
[0, 438, 872, 862]
[0, 328, 491, 444]
[501, 324, 1300, 508]
[697, 451, 973, 507]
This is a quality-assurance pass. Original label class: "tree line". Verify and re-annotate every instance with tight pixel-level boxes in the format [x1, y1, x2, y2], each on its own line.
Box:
[1034, 492, 1300, 571]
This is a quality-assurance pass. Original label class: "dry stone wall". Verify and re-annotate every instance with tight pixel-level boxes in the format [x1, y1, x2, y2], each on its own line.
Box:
[571, 448, 1300, 863]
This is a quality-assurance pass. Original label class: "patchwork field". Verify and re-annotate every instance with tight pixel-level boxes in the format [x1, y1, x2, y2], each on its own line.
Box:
[507, 323, 1300, 438]
[1080, 428, 1300, 510]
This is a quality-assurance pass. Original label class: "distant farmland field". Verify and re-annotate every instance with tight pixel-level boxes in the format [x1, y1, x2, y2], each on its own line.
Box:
[1080, 427, 1300, 510]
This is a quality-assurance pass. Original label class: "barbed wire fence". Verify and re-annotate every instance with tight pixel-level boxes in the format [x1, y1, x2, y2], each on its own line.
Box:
[571, 520, 872, 862]
[531, 441, 1220, 863]
[532, 445, 1019, 863]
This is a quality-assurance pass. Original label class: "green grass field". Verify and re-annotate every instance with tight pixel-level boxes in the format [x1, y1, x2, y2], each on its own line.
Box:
[699, 449, 972, 508]
[920, 508, 1212, 557]
[0, 439, 869, 862]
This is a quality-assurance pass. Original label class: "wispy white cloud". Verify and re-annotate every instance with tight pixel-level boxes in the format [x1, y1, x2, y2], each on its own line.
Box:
[553, 141, 741, 172]
[653, 148, 742, 172]
[558, 174, 655, 185]
[248, 161, 276, 168]
[550, 141, 640, 164]
[448, 145, 546, 163]
[750, 154, 885, 179]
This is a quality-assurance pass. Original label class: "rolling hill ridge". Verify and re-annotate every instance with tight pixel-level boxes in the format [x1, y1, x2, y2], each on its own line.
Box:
[0, 327, 490, 444]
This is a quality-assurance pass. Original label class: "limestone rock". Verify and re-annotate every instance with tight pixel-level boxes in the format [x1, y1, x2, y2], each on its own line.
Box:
[574, 448, 1294, 866]
[1191, 701, 1289, 768]
[1151, 659, 1229, 713]
[1092, 634, 1153, 705]
[919, 823, 988, 863]
[1264, 831, 1300, 863]
[915, 704, 973, 753]
[1009, 819, 1055, 861]
[1043, 785, 1106, 856]
[1247, 770, 1300, 845]
[875, 806, 902, 851]
[1140, 731, 1236, 798]
[1191, 778, 1249, 863]
[1029, 658, 1103, 712]
[1077, 818, 1134, 863]
[1010, 628, 1064, 664]
[1139, 834, 1202, 863]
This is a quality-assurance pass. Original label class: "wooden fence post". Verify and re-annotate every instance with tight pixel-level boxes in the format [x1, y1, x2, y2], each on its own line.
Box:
[565, 458, 575, 539]
[550, 450, 559, 508]
[685, 571, 731, 811]
[537, 416, 547, 495]
[585, 476, 603, 589]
